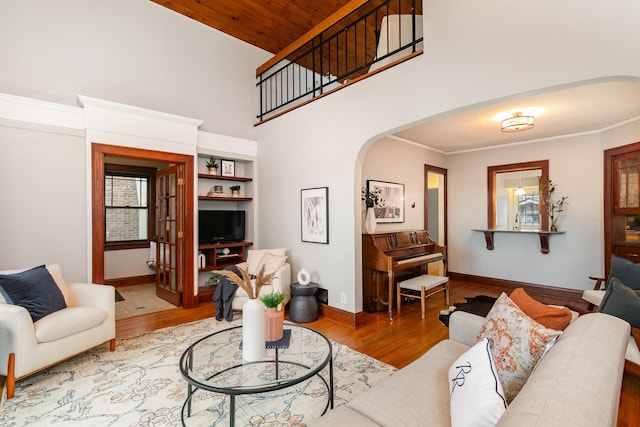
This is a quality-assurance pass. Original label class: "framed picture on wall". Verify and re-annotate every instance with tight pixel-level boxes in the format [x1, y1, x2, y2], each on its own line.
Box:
[221, 160, 235, 177]
[367, 180, 404, 223]
[301, 187, 329, 244]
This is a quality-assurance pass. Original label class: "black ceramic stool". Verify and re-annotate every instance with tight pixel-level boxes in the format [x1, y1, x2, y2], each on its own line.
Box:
[289, 282, 319, 322]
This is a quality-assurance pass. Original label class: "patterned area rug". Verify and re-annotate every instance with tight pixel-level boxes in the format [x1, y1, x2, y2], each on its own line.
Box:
[0, 318, 395, 426]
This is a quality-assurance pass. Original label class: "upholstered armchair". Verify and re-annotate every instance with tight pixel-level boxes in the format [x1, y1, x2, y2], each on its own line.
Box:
[231, 248, 291, 310]
[0, 264, 116, 399]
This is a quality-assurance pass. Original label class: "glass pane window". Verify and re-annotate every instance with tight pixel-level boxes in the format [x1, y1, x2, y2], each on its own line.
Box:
[518, 194, 540, 229]
[105, 174, 149, 242]
[617, 157, 640, 209]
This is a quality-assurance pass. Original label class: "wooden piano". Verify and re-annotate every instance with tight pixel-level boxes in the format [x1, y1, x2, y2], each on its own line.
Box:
[362, 230, 447, 320]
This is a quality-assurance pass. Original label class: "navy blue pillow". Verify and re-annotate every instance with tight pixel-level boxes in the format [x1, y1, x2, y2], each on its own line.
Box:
[599, 277, 640, 328]
[608, 255, 640, 290]
[0, 265, 67, 322]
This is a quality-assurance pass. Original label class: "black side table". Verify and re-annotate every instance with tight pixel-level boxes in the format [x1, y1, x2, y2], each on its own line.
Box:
[289, 282, 319, 322]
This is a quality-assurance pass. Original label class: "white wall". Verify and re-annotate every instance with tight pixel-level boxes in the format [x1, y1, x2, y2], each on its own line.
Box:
[362, 137, 446, 233]
[0, 0, 271, 139]
[255, 0, 640, 312]
[0, 0, 268, 283]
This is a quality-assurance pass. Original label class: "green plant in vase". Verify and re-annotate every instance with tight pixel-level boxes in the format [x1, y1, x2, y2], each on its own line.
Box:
[540, 178, 568, 232]
[206, 157, 219, 174]
[261, 291, 286, 341]
[230, 185, 241, 197]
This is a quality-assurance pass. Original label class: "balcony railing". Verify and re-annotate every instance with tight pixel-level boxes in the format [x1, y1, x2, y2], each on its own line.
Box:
[256, 0, 423, 123]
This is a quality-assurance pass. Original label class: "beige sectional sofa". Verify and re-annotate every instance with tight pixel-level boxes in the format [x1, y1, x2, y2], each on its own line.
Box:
[312, 311, 629, 427]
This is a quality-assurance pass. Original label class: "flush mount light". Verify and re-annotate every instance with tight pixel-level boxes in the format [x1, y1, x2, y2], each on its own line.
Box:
[501, 112, 535, 133]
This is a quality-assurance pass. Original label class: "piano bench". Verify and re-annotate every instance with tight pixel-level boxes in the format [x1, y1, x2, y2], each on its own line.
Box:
[397, 275, 449, 320]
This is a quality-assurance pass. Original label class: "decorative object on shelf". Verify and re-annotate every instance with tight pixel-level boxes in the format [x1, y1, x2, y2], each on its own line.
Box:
[513, 212, 520, 231]
[540, 178, 568, 232]
[206, 157, 219, 175]
[260, 291, 286, 341]
[198, 253, 206, 269]
[222, 248, 231, 255]
[297, 267, 311, 285]
[230, 185, 241, 197]
[366, 180, 405, 223]
[221, 159, 235, 177]
[362, 185, 383, 234]
[207, 185, 225, 197]
[215, 265, 276, 361]
[301, 187, 329, 244]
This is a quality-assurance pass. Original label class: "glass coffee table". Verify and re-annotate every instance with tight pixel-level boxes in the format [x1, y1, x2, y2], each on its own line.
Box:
[179, 322, 334, 426]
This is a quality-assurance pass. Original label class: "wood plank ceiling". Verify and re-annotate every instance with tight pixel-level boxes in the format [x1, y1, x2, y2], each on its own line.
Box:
[150, 0, 354, 54]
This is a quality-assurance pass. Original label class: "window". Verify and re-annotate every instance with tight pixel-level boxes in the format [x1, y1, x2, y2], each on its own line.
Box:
[518, 194, 540, 228]
[105, 165, 156, 250]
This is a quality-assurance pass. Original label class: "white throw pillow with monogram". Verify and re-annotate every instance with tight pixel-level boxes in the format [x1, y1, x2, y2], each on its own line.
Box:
[448, 338, 507, 427]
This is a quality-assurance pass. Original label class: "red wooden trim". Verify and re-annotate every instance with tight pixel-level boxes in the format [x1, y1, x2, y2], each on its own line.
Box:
[6, 352, 15, 399]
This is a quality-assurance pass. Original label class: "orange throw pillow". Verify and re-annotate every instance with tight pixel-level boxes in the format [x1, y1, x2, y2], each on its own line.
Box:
[509, 288, 572, 331]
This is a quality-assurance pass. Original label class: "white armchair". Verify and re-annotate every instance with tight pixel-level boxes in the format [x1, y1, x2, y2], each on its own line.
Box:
[0, 264, 115, 399]
[231, 248, 291, 310]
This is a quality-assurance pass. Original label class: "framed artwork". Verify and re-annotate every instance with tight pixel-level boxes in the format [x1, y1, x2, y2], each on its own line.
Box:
[221, 160, 235, 177]
[367, 180, 405, 223]
[301, 187, 329, 244]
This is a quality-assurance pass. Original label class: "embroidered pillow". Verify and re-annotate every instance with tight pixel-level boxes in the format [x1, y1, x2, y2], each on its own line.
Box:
[509, 288, 572, 331]
[0, 265, 67, 322]
[449, 338, 507, 427]
[476, 293, 562, 402]
[256, 252, 288, 276]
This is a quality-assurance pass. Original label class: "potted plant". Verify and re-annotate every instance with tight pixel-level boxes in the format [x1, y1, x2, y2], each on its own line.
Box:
[540, 178, 568, 232]
[206, 157, 219, 175]
[230, 185, 241, 197]
[260, 291, 286, 341]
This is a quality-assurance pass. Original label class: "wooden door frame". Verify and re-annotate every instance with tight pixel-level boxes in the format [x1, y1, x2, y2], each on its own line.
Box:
[91, 143, 197, 308]
[424, 164, 448, 246]
[604, 141, 640, 275]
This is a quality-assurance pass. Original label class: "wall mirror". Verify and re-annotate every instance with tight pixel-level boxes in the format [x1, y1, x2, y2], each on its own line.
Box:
[488, 160, 549, 231]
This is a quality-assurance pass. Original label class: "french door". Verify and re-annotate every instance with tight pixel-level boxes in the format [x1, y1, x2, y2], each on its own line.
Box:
[155, 165, 183, 306]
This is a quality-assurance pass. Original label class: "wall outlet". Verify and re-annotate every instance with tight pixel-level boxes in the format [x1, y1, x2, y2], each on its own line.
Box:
[340, 292, 347, 304]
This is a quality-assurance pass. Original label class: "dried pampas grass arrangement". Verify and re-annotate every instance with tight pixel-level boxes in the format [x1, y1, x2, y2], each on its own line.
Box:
[215, 265, 276, 299]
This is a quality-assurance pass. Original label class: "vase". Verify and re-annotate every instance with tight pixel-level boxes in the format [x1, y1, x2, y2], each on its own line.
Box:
[242, 299, 265, 361]
[265, 307, 284, 341]
[365, 207, 377, 234]
[208, 167, 218, 175]
[297, 267, 311, 285]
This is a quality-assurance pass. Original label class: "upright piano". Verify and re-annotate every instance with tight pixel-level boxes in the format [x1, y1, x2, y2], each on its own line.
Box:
[362, 230, 447, 320]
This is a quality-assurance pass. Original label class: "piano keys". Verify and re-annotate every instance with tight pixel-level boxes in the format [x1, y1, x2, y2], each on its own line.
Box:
[362, 231, 447, 320]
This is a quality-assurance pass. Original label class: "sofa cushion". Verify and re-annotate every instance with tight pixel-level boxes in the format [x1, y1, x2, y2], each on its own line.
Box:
[449, 338, 507, 427]
[510, 288, 572, 331]
[608, 254, 640, 290]
[34, 306, 108, 343]
[476, 293, 562, 403]
[0, 265, 67, 322]
[346, 339, 468, 427]
[598, 277, 640, 328]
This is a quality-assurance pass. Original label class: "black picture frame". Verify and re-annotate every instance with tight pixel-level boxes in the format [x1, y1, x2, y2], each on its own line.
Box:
[367, 180, 405, 223]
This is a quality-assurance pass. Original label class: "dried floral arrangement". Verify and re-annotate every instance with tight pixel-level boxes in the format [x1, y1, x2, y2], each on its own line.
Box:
[215, 265, 276, 299]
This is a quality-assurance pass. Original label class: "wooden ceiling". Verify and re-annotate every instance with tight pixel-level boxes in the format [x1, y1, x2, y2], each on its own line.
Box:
[151, 0, 354, 54]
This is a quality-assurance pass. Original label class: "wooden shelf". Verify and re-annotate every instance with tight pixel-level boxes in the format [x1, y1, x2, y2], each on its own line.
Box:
[198, 196, 252, 202]
[198, 241, 252, 272]
[198, 173, 252, 182]
[471, 229, 565, 254]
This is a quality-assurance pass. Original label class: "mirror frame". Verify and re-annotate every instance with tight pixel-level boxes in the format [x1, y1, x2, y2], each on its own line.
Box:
[487, 160, 549, 230]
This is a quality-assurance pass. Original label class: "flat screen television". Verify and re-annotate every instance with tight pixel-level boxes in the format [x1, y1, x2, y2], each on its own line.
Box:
[198, 210, 245, 244]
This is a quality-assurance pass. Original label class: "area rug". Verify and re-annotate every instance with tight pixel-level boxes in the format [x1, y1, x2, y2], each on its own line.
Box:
[438, 295, 497, 327]
[0, 318, 396, 426]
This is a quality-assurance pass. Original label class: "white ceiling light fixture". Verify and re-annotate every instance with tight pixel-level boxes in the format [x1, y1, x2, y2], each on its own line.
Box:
[501, 112, 535, 133]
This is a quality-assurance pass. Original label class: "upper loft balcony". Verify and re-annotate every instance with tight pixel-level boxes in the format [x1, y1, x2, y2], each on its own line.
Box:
[255, 0, 423, 124]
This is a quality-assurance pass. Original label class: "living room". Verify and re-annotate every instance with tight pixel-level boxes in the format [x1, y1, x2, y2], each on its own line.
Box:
[2, 0, 640, 423]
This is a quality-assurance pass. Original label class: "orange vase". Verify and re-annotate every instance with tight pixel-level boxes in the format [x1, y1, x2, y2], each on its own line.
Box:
[265, 307, 284, 341]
